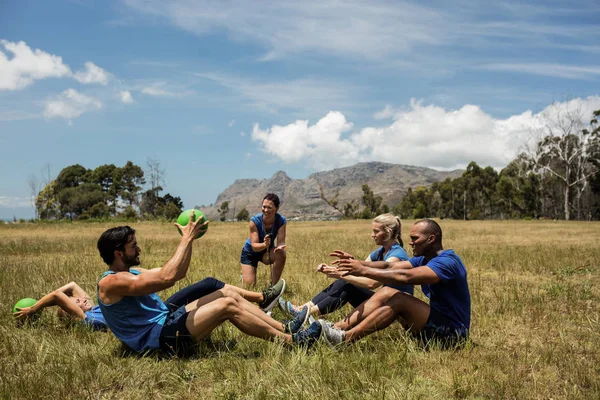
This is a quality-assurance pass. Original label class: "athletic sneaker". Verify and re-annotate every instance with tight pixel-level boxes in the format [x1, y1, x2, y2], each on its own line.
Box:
[278, 297, 303, 318]
[259, 279, 286, 313]
[319, 319, 346, 347]
[283, 305, 309, 334]
[292, 321, 322, 348]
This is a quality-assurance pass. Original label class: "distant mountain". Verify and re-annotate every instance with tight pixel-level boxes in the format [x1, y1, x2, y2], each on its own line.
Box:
[198, 162, 463, 220]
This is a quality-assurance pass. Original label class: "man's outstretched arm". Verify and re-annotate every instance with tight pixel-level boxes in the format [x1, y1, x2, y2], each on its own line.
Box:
[101, 213, 209, 298]
[336, 258, 440, 286]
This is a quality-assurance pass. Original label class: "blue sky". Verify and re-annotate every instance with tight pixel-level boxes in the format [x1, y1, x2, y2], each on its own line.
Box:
[1, 0, 600, 219]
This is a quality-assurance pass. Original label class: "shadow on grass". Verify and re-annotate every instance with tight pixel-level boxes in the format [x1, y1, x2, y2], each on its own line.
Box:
[114, 338, 264, 360]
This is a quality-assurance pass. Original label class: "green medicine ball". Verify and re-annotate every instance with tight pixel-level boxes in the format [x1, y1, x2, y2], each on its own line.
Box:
[176, 209, 207, 238]
[13, 298, 37, 313]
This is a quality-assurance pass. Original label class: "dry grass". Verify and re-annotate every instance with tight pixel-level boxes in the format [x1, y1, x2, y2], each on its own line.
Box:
[1, 219, 599, 399]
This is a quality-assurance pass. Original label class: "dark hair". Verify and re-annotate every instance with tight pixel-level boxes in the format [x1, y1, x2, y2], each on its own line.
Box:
[97, 226, 136, 266]
[415, 219, 443, 244]
[263, 193, 280, 208]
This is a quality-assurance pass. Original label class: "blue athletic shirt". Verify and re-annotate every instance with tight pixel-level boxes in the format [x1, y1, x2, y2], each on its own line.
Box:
[242, 213, 287, 255]
[410, 249, 470, 335]
[81, 305, 107, 331]
[369, 242, 413, 295]
[97, 269, 169, 353]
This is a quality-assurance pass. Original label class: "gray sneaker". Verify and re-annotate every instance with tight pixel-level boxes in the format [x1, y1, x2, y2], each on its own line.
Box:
[259, 279, 286, 312]
[319, 319, 346, 347]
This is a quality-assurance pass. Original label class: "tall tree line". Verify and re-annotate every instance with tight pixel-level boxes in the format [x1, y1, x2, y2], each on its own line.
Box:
[35, 160, 184, 220]
[392, 107, 600, 221]
[338, 105, 600, 221]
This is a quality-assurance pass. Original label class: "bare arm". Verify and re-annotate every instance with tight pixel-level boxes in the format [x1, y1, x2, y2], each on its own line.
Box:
[336, 259, 440, 286]
[55, 281, 90, 299]
[14, 290, 86, 321]
[99, 215, 208, 300]
[275, 224, 286, 248]
[249, 221, 270, 252]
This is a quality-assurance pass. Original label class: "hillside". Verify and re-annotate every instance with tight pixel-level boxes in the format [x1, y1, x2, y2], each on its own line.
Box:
[198, 162, 462, 220]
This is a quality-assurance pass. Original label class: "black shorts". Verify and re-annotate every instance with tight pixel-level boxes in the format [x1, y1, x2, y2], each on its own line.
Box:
[159, 306, 195, 355]
[416, 308, 468, 348]
[240, 248, 267, 268]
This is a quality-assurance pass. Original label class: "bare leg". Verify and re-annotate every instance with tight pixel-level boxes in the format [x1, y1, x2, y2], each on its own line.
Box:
[185, 296, 292, 343]
[270, 248, 286, 285]
[221, 286, 284, 331]
[300, 302, 320, 316]
[345, 291, 431, 343]
[240, 263, 257, 288]
[225, 284, 263, 303]
[334, 286, 401, 331]
[184, 287, 285, 332]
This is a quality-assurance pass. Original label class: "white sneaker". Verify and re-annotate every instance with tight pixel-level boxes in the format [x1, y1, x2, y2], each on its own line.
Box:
[319, 319, 346, 347]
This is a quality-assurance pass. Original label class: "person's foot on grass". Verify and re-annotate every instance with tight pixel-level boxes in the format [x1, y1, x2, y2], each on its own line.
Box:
[259, 279, 286, 313]
[283, 305, 309, 334]
[319, 319, 346, 347]
[292, 320, 322, 348]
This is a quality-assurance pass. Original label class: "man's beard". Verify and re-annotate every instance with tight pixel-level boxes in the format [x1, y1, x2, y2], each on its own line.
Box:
[123, 253, 140, 267]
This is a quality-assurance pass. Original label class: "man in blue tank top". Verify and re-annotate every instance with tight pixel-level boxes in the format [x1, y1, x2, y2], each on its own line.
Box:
[319, 219, 471, 348]
[96, 212, 321, 355]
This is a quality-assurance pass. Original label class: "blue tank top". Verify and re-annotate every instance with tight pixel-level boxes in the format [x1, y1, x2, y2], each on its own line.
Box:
[243, 213, 287, 255]
[369, 242, 413, 295]
[81, 305, 107, 331]
[97, 269, 169, 353]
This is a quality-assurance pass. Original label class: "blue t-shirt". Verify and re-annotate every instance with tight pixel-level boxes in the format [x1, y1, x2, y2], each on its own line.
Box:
[81, 305, 107, 331]
[97, 269, 169, 353]
[242, 213, 287, 255]
[369, 243, 413, 295]
[410, 250, 470, 335]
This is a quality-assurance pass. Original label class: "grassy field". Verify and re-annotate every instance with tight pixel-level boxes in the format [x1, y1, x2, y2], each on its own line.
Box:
[1, 219, 599, 399]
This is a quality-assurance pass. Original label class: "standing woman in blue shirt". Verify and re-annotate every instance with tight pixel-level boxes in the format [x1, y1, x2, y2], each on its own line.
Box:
[240, 193, 287, 287]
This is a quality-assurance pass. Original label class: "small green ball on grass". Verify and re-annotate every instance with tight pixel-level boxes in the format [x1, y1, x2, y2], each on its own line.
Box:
[176, 209, 207, 238]
[13, 297, 37, 313]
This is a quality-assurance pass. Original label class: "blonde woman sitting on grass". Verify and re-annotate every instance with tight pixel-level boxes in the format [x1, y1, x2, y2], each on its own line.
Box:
[279, 213, 412, 321]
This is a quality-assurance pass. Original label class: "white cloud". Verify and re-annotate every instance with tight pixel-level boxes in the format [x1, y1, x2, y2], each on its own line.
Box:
[373, 105, 396, 120]
[140, 82, 183, 97]
[251, 96, 600, 171]
[0, 40, 113, 90]
[0, 39, 71, 90]
[240, 131, 246, 137]
[0, 196, 31, 208]
[0, 109, 39, 122]
[192, 71, 355, 115]
[74, 62, 110, 85]
[119, 90, 134, 104]
[124, 0, 600, 64]
[252, 111, 358, 169]
[43, 89, 102, 122]
[478, 63, 600, 80]
[228, 119, 235, 127]
[124, 0, 443, 61]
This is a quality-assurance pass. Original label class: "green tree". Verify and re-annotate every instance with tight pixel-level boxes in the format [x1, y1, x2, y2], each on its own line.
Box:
[236, 207, 250, 221]
[118, 161, 145, 208]
[527, 105, 600, 220]
[219, 201, 230, 221]
[361, 184, 382, 218]
[35, 180, 60, 220]
[343, 200, 360, 219]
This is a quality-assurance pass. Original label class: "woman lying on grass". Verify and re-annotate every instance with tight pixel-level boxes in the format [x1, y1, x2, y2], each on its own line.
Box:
[13, 281, 107, 330]
[279, 213, 413, 321]
[13, 278, 287, 331]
